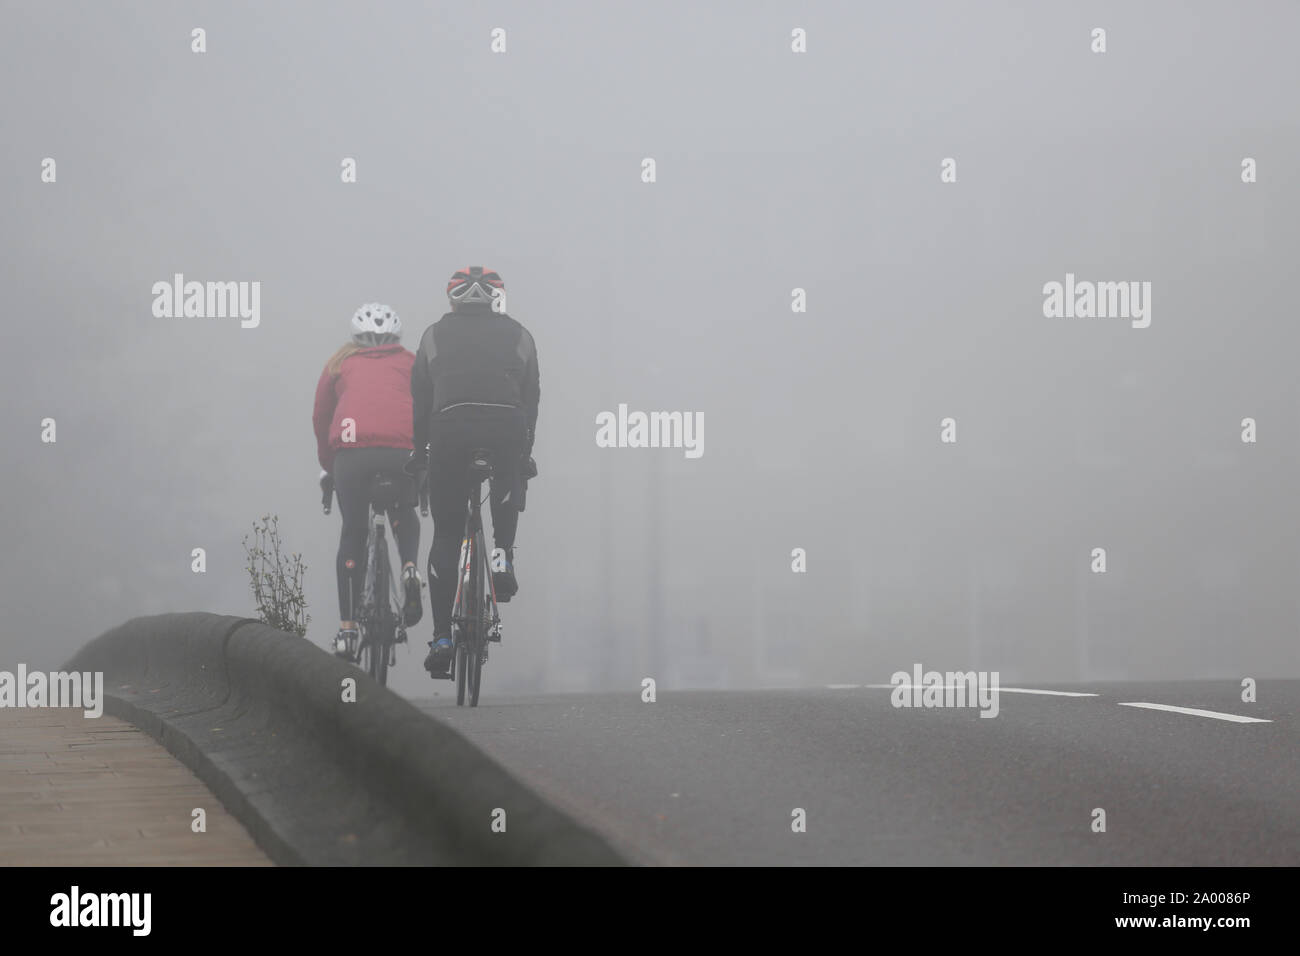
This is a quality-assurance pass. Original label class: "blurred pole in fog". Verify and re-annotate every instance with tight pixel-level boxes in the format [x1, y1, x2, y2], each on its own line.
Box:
[1072, 392, 1100, 684]
[647, 446, 664, 682]
[598, 452, 614, 688]
[1075, 558, 1091, 681]
[750, 548, 765, 681]
[594, 214, 618, 688]
[598, 282, 615, 691]
[967, 552, 981, 669]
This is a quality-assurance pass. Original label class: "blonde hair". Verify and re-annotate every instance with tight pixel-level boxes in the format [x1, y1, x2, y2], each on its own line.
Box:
[326, 341, 365, 376]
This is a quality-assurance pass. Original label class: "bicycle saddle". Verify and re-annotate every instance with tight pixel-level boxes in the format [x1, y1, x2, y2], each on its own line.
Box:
[368, 473, 407, 511]
[467, 449, 495, 481]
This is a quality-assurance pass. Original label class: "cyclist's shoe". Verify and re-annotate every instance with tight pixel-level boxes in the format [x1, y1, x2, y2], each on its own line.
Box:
[423, 631, 454, 677]
[333, 626, 359, 661]
[492, 547, 518, 603]
[401, 565, 423, 626]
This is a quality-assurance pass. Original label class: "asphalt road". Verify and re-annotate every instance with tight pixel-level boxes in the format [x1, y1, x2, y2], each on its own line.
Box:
[417, 680, 1299, 865]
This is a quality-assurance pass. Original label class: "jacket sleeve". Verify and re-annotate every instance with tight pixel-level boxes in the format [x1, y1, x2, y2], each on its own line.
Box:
[411, 327, 435, 454]
[312, 365, 338, 472]
[522, 329, 539, 454]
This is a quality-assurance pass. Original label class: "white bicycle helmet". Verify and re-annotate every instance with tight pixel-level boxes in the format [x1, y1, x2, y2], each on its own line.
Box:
[351, 303, 401, 344]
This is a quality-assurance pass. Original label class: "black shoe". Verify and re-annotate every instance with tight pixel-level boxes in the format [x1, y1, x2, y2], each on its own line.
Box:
[423, 630, 453, 677]
[402, 566, 423, 626]
[492, 548, 518, 602]
[333, 626, 359, 661]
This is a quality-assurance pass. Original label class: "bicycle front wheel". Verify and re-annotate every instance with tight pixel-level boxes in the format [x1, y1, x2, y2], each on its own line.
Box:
[370, 541, 391, 687]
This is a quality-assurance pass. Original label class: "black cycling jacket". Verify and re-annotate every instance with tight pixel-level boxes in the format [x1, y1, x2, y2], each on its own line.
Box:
[411, 306, 540, 454]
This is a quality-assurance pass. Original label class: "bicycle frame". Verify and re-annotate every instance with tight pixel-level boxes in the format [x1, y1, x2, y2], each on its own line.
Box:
[360, 509, 387, 617]
[356, 505, 404, 684]
[452, 492, 501, 637]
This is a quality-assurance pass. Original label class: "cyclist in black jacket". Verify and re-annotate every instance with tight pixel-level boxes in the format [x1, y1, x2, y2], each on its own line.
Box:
[409, 267, 539, 676]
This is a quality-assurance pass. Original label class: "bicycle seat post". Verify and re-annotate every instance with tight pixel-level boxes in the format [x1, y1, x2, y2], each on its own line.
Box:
[467, 449, 494, 512]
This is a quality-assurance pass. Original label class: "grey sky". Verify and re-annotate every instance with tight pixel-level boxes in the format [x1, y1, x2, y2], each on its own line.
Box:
[3, 1, 1298, 696]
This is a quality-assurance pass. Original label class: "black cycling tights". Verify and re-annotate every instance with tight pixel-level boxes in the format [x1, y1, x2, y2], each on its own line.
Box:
[333, 446, 420, 621]
[426, 409, 526, 634]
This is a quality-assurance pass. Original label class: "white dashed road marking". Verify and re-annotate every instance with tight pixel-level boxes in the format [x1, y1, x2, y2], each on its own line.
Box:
[855, 684, 1270, 722]
[1117, 702, 1271, 723]
[994, 687, 1099, 697]
[865, 684, 1098, 697]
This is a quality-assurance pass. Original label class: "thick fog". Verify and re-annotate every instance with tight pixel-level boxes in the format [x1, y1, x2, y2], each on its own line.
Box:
[3, 1, 1298, 697]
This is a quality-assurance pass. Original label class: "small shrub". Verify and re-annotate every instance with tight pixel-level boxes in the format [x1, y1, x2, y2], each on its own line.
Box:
[242, 514, 310, 637]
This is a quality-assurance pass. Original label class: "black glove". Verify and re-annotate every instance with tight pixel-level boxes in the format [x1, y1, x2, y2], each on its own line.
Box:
[403, 446, 429, 478]
[404, 448, 430, 515]
[320, 470, 334, 514]
[521, 455, 538, 480]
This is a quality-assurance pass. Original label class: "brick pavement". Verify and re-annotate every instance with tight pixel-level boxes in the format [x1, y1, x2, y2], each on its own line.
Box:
[0, 708, 270, 866]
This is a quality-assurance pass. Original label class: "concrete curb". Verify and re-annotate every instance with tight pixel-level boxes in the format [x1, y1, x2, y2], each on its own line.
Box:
[65, 613, 626, 866]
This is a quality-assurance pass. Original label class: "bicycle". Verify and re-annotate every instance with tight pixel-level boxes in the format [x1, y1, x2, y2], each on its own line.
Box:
[405, 443, 534, 706]
[322, 471, 415, 687]
[441, 449, 506, 707]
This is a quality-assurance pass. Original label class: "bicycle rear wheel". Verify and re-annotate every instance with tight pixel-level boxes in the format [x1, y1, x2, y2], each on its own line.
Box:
[455, 640, 468, 705]
[371, 544, 392, 687]
[453, 562, 469, 705]
[467, 535, 489, 707]
[357, 628, 384, 686]
[468, 621, 482, 707]
[372, 629, 389, 686]
[456, 534, 485, 707]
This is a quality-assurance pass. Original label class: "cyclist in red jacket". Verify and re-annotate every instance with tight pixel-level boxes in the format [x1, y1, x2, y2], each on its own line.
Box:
[313, 303, 423, 658]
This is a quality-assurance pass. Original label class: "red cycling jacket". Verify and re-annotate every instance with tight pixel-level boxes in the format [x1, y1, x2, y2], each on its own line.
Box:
[313, 344, 416, 472]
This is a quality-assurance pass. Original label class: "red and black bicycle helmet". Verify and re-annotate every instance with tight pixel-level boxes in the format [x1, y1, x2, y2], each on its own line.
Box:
[446, 266, 504, 309]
